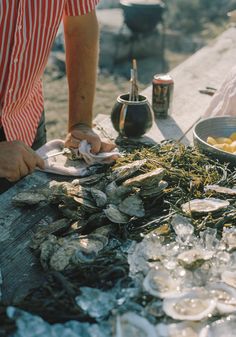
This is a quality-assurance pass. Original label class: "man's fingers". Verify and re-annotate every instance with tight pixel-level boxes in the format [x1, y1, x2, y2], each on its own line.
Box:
[35, 154, 45, 170]
[19, 161, 30, 178]
[100, 141, 116, 153]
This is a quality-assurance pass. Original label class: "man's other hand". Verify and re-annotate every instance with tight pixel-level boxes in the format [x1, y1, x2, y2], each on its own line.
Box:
[65, 124, 116, 154]
[0, 141, 45, 182]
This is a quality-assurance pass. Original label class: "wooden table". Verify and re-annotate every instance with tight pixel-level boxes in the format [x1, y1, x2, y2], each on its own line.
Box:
[1, 27, 236, 305]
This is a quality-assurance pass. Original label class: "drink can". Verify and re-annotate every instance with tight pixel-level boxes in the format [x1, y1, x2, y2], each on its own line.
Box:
[152, 74, 174, 118]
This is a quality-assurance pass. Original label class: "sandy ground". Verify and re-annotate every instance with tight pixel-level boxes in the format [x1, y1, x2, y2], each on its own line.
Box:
[43, 49, 190, 141]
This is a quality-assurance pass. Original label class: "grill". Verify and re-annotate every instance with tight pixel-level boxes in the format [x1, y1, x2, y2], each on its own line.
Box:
[120, 0, 165, 34]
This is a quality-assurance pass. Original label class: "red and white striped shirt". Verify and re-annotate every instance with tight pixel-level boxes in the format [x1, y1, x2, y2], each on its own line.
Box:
[0, 0, 99, 146]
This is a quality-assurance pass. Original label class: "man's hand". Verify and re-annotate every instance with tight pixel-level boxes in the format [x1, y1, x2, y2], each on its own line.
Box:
[64, 124, 116, 154]
[0, 141, 45, 182]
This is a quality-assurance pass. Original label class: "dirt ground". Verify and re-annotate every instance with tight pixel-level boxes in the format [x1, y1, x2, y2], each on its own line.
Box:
[43, 49, 190, 141]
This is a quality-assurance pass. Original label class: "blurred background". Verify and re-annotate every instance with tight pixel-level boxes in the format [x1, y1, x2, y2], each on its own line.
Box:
[43, 0, 236, 140]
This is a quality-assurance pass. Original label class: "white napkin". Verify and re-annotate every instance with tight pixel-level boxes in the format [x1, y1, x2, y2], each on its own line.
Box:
[36, 139, 120, 176]
[204, 66, 236, 117]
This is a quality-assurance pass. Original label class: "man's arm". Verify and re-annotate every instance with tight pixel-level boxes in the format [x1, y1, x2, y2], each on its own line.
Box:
[63, 10, 102, 153]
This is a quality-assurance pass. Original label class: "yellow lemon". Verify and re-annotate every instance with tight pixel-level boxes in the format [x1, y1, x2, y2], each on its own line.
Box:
[206, 136, 217, 145]
[214, 143, 231, 152]
[215, 137, 232, 145]
[230, 141, 236, 152]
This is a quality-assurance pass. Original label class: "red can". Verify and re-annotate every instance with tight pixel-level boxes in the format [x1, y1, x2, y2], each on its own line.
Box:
[152, 74, 174, 118]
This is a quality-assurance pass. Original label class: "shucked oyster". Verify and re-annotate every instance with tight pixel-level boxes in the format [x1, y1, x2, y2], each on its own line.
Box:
[199, 315, 236, 337]
[181, 198, 229, 215]
[115, 312, 156, 337]
[163, 289, 216, 321]
[206, 282, 236, 314]
[156, 322, 203, 337]
[143, 268, 181, 299]
[177, 248, 213, 270]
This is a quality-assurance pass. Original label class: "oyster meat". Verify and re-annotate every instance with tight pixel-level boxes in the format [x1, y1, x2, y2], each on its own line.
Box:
[118, 194, 145, 218]
[199, 315, 236, 337]
[163, 289, 216, 321]
[143, 268, 181, 298]
[115, 312, 157, 337]
[177, 248, 213, 270]
[156, 322, 203, 337]
[181, 198, 229, 215]
[206, 282, 236, 314]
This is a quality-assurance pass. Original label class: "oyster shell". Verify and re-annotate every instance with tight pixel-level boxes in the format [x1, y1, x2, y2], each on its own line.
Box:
[123, 168, 165, 189]
[71, 234, 108, 264]
[90, 188, 107, 207]
[72, 173, 105, 186]
[30, 218, 71, 249]
[140, 180, 168, 198]
[177, 248, 213, 270]
[104, 204, 130, 224]
[143, 268, 181, 298]
[181, 198, 229, 215]
[163, 289, 216, 321]
[105, 181, 130, 205]
[206, 282, 236, 314]
[118, 194, 145, 218]
[204, 184, 236, 196]
[40, 235, 61, 270]
[12, 191, 47, 206]
[110, 159, 147, 182]
[49, 234, 108, 271]
[73, 196, 100, 213]
[199, 315, 236, 337]
[221, 270, 236, 289]
[115, 312, 156, 337]
[156, 322, 203, 337]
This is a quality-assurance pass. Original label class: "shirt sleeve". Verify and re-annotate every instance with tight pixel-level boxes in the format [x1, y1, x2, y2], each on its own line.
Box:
[64, 0, 99, 16]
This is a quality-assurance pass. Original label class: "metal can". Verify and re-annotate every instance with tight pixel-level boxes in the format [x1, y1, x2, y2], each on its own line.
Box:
[152, 74, 174, 118]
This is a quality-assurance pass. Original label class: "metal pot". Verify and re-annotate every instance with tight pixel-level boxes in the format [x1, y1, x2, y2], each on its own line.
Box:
[120, 0, 165, 34]
[111, 93, 153, 137]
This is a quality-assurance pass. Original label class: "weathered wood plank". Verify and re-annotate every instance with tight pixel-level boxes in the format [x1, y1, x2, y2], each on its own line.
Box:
[0, 172, 61, 304]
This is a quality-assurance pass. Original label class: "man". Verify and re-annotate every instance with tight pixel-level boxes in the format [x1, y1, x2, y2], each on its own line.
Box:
[0, 0, 114, 193]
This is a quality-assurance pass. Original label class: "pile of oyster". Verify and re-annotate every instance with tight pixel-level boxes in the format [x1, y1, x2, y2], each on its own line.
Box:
[13, 159, 168, 271]
[11, 154, 236, 336]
